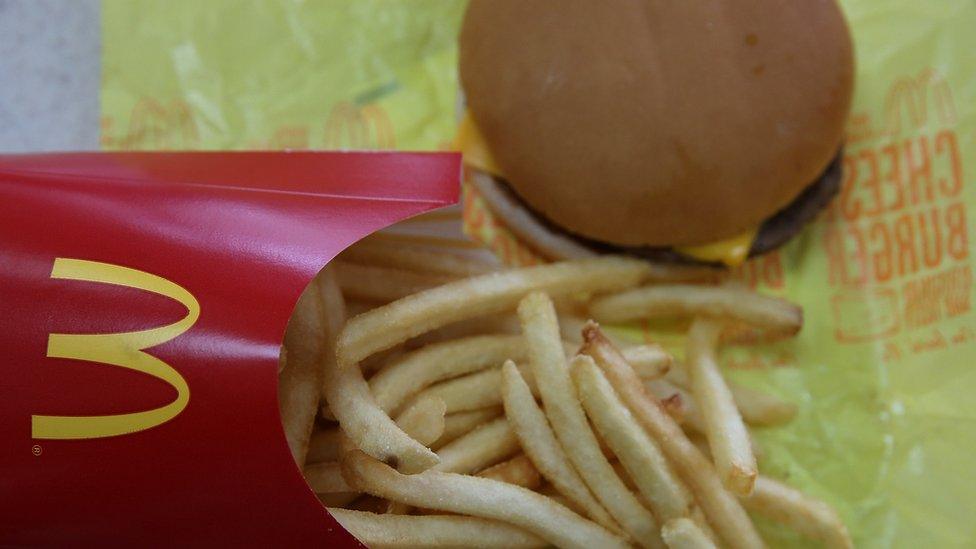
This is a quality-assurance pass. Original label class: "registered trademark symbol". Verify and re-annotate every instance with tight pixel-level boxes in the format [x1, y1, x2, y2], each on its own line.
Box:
[31, 445, 42, 456]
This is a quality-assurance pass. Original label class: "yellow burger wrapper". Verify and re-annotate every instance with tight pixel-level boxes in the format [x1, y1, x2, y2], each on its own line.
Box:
[102, 1, 976, 546]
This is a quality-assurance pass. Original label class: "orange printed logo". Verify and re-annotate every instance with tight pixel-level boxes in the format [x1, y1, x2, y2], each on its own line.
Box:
[32, 259, 199, 440]
[324, 101, 396, 149]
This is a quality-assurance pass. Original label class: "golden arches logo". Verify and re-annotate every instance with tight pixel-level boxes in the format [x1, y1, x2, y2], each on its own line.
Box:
[32, 259, 199, 440]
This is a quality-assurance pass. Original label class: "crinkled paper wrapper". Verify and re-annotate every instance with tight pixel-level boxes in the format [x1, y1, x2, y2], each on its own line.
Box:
[102, 1, 976, 546]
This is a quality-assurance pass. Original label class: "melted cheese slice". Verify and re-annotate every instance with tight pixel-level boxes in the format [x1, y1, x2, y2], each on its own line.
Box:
[674, 229, 756, 267]
[455, 111, 503, 175]
[455, 111, 756, 266]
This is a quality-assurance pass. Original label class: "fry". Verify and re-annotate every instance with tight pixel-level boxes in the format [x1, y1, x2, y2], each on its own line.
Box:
[393, 395, 446, 448]
[572, 356, 695, 522]
[369, 335, 526, 415]
[416, 361, 539, 413]
[404, 344, 668, 419]
[433, 417, 520, 474]
[741, 476, 852, 549]
[580, 324, 764, 549]
[558, 314, 628, 348]
[278, 280, 326, 465]
[340, 238, 500, 277]
[476, 454, 543, 489]
[320, 267, 440, 474]
[518, 293, 662, 548]
[589, 284, 802, 335]
[666, 364, 797, 426]
[661, 518, 718, 549]
[318, 492, 359, 508]
[307, 428, 342, 464]
[645, 379, 705, 431]
[406, 313, 522, 348]
[337, 257, 650, 368]
[335, 261, 457, 303]
[500, 361, 619, 533]
[340, 450, 628, 549]
[621, 344, 673, 380]
[435, 407, 503, 448]
[305, 461, 352, 494]
[328, 508, 546, 549]
[719, 383, 797, 427]
[686, 318, 756, 496]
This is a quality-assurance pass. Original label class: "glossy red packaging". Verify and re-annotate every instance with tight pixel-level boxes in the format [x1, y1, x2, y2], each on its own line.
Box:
[0, 152, 460, 547]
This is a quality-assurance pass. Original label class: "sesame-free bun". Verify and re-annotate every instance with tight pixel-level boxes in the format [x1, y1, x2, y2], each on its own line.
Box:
[459, 0, 854, 246]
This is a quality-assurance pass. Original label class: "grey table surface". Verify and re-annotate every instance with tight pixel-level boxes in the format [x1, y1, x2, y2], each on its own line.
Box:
[0, 0, 100, 153]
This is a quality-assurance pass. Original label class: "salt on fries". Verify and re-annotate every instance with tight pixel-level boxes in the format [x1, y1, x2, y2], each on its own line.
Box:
[686, 318, 757, 496]
[500, 360, 620, 532]
[519, 293, 662, 548]
[328, 508, 546, 549]
[341, 450, 629, 549]
[334, 261, 457, 303]
[320, 266, 441, 474]
[278, 282, 326, 465]
[392, 395, 446, 448]
[588, 284, 802, 337]
[476, 454, 543, 489]
[742, 476, 853, 549]
[661, 517, 719, 549]
[571, 355, 695, 522]
[336, 257, 650, 368]
[432, 417, 520, 474]
[580, 326, 765, 549]
[368, 335, 527, 414]
[279, 244, 852, 548]
[436, 407, 503, 448]
[339, 237, 501, 277]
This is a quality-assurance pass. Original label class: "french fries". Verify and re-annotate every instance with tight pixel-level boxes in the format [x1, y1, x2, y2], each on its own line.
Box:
[418, 366, 521, 413]
[339, 238, 500, 277]
[686, 318, 757, 496]
[433, 417, 520, 474]
[500, 361, 619, 532]
[328, 508, 546, 549]
[572, 356, 694, 522]
[368, 335, 527, 414]
[518, 293, 662, 548]
[278, 281, 326, 465]
[320, 267, 440, 474]
[580, 325, 764, 549]
[341, 450, 629, 549]
[435, 407, 503, 448]
[661, 518, 718, 549]
[305, 461, 353, 494]
[412, 344, 665, 415]
[476, 454, 543, 489]
[393, 395, 446, 448]
[282, 246, 851, 549]
[307, 428, 342, 464]
[741, 476, 853, 549]
[589, 284, 802, 336]
[337, 257, 650, 368]
[721, 383, 798, 427]
[620, 344, 673, 380]
[334, 261, 457, 303]
[665, 364, 797, 427]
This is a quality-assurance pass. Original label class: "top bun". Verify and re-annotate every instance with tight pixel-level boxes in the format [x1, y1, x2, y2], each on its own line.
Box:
[460, 0, 854, 246]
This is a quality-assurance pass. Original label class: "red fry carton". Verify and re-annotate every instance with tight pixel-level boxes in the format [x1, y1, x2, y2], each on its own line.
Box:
[0, 151, 460, 546]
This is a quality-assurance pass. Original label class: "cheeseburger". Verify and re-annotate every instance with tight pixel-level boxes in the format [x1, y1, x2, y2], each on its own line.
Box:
[457, 0, 854, 267]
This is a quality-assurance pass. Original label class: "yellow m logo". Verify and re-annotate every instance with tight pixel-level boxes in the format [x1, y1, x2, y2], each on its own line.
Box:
[32, 259, 199, 440]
